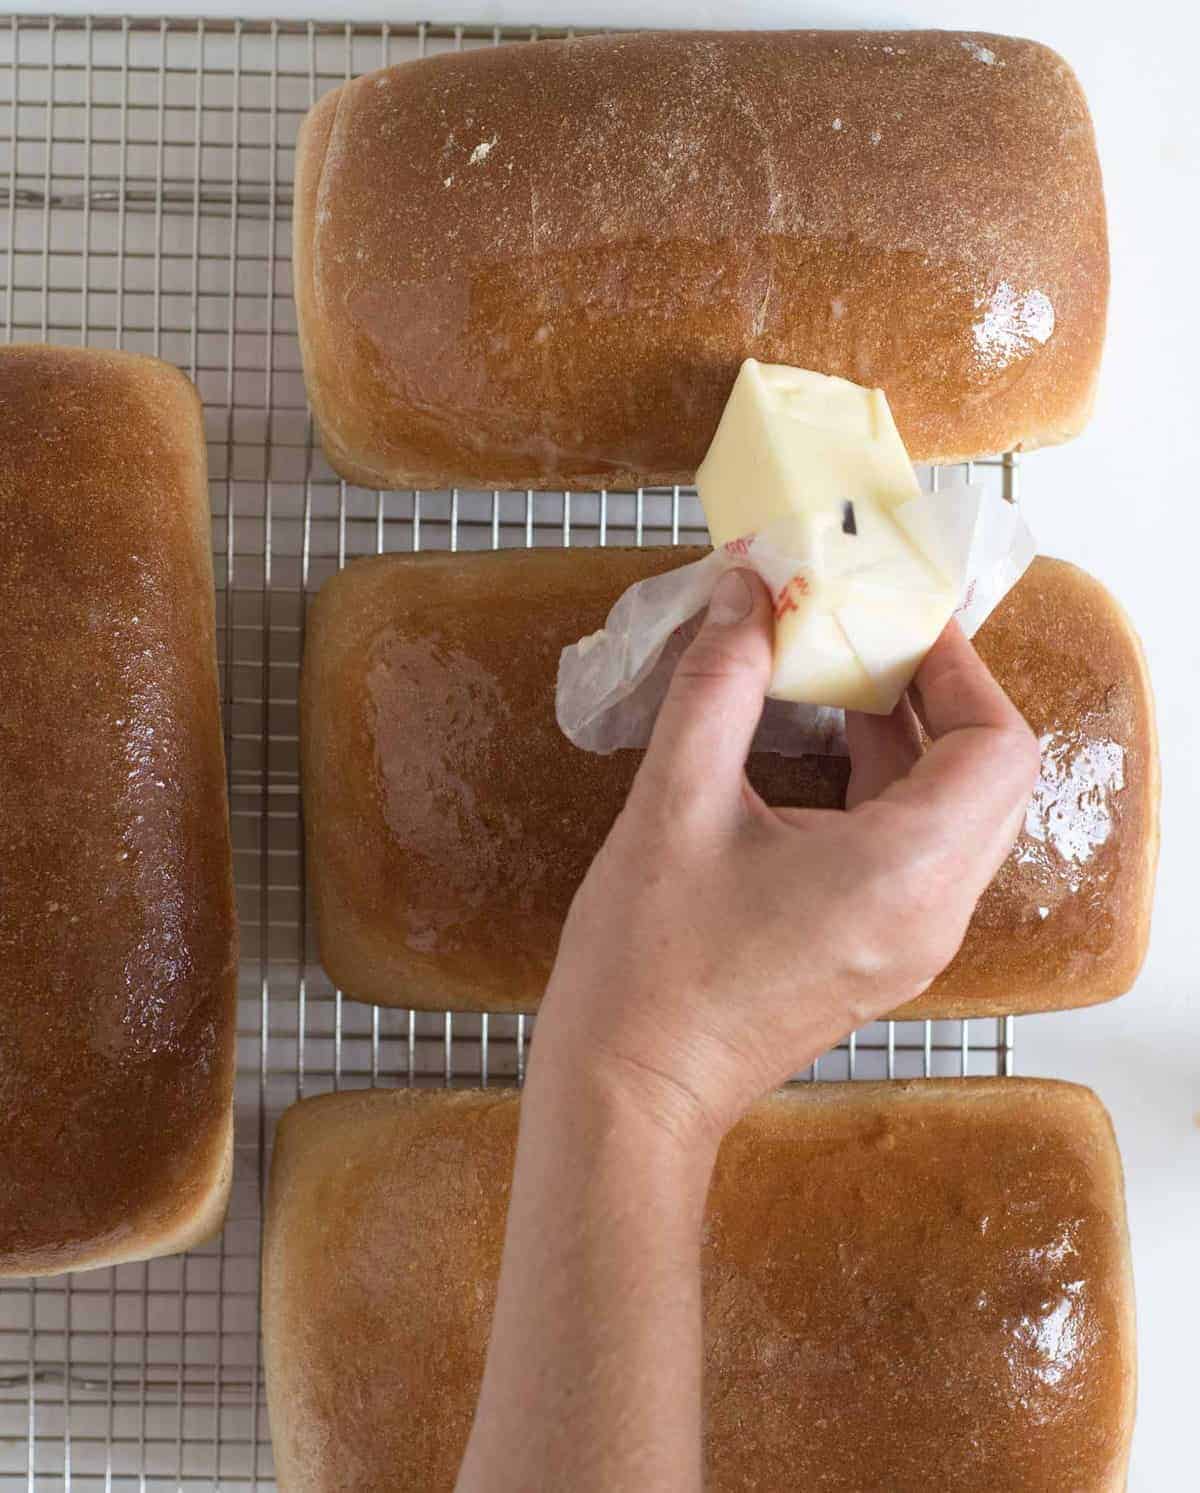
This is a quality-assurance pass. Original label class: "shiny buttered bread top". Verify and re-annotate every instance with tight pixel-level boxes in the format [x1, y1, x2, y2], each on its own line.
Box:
[300, 549, 1157, 1017]
[293, 29, 1107, 491]
[0, 345, 238, 1277]
[262, 1081, 1134, 1493]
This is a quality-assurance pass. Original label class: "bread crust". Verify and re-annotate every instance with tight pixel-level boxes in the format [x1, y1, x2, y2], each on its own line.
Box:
[294, 30, 1108, 490]
[0, 345, 238, 1276]
[301, 551, 1156, 1017]
[263, 1081, 1136, 1493]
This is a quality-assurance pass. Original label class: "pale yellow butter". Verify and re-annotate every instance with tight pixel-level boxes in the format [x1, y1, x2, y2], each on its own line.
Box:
[696, 360, 922, 545]
[696, 360, 957, 715]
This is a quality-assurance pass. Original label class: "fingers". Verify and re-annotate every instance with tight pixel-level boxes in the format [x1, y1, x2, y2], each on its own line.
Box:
[910, 619, 1027, 739]
[633, 568, 774, 820]
[876, 621, 1042, 879]
[844, 697, 923, 810]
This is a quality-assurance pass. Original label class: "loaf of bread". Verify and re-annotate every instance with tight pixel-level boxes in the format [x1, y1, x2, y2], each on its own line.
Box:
[263, 1081, 1135, 1492]
[301, 549, 1157, 1017]
[294, 30, 1107, 491]
[0, 346, 238, 1276]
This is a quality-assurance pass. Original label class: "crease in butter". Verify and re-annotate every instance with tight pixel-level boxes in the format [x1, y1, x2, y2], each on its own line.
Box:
[697, 360, 960, 715]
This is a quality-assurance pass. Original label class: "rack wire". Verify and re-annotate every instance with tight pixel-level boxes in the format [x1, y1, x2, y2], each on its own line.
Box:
[0, 16, 1017, 1489]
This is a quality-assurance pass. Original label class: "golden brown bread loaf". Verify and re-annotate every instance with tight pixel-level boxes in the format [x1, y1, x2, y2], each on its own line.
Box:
[301, 549, 1157, 1017]
[0, 346, 238, 1276]
[263, 1081, 1135, 1493]
[294, 30, 1107, 490]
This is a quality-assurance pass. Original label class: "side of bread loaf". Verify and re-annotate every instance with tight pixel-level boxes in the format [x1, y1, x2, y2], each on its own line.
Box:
[263, 1081, 1135, 1493]
[300, 549, 1156, 1017]
[0, 345, 238, 1276]
[294, 30, 1107, 490]
[914, 553, 1159, 1017]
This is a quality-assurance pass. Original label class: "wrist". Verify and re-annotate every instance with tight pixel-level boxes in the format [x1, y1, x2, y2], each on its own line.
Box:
[523, 1024, 723, 1190]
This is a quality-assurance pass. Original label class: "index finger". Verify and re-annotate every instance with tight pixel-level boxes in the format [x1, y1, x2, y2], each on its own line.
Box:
[875, 621, 1041, 869]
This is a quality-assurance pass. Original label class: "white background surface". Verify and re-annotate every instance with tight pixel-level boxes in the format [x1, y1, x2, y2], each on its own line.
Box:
[11, 0, 1198, 1486]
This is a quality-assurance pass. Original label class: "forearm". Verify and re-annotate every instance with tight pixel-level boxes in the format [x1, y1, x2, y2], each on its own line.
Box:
[456, 1039, 717, 1493]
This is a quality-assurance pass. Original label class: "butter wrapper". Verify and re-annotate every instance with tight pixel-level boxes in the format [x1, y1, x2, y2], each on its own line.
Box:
[555, 480, 1035, 758]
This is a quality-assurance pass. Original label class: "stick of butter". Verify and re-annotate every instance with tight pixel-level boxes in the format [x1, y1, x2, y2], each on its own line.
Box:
[697, 360, 958, 715]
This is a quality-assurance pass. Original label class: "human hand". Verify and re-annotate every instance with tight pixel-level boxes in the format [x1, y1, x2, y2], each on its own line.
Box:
[533, 568, 1041, 1149]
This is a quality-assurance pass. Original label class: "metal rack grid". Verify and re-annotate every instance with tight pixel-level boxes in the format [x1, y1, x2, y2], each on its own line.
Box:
[0, 16, 1017, 1489]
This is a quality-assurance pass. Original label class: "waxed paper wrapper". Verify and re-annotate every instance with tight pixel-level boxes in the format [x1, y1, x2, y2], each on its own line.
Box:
[556, 481, 1036, 758]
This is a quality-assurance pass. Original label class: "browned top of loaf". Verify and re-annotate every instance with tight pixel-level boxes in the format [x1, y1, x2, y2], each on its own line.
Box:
[301, 549, 1156, 1018]
[0, 345, 237, 1275]
[294, 30, 1107, 489]
[262, 1081, 1135, 1493]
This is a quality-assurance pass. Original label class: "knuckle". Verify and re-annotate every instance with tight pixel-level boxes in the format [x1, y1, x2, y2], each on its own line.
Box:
[675, 634, 760, 686]
[847, 842, 972, 982]
[911, 914, 969, 980]
[853, 806, 940, 887]
[979, 721, 1043, 804]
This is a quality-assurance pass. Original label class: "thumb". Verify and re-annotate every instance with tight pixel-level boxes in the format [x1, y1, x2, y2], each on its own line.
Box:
[633, 568, 774, 816]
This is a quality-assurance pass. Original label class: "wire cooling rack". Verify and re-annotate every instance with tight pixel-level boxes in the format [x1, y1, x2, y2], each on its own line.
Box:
[0, 16, 1019, 1489]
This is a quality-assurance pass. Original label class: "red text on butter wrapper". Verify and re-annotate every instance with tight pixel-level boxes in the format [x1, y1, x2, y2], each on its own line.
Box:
[774, 574, 811, 619]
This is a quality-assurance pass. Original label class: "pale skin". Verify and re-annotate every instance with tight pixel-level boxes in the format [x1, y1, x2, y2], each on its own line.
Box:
[456, 568, 1041, 1493]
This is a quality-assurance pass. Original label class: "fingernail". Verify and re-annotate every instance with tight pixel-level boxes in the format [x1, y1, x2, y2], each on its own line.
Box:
[707, 568, 754, 626]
